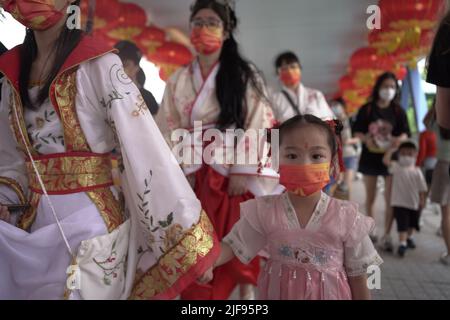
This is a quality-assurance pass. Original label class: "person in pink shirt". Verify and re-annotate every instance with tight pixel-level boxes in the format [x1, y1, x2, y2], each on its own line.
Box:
[199, 114, 383, 300]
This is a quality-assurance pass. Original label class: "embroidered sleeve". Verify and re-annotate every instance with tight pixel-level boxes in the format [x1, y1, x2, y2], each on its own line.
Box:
[344, 235, 383, 277]
[0, 81, 28, 204]
[85, 53, 219, 299]
[343, 208, 383, 277]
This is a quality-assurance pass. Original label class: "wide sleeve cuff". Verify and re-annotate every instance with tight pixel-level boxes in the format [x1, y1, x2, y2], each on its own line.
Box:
[0, 177, 27, 204]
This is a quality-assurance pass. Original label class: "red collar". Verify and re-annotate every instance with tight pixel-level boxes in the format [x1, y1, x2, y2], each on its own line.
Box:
[0, 34, 116, 92]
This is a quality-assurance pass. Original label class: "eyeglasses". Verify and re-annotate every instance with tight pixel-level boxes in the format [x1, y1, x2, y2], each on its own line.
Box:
[190, 18, 223, 30]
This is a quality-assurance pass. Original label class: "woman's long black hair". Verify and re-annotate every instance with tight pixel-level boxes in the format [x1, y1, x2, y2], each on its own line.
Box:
[19, 0, 83, 110]
[190, 0, 269, 130]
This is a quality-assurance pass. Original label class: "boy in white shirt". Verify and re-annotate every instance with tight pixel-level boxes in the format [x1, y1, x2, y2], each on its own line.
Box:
[383, 141, 428, 257]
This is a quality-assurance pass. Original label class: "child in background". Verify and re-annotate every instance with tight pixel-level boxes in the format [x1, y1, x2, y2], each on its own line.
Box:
[418, 106, 438, 192]
[383, 142, 428, 258]
[199, 115, 383, 300]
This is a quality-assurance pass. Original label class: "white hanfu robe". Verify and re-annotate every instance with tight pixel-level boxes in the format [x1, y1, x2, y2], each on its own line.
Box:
[156, 59, 281, 196]
[0, 43, 217, 300]
[155, 59, 280, 299]
[271, 83, 335, 123]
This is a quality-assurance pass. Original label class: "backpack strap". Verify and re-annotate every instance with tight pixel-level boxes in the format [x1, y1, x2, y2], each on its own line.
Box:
[282, 90, 300, 116]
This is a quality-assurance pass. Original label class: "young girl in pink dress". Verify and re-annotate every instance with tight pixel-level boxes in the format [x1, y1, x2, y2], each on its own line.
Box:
[200, 114, 383, 300]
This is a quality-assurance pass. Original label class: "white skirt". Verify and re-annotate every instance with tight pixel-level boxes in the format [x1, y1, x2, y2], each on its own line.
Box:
[0, 192, 108, 300]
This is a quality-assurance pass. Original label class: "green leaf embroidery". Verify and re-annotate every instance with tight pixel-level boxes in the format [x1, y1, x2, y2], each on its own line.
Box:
[167, 212, 174, 225]
[159, 221, 168, 228]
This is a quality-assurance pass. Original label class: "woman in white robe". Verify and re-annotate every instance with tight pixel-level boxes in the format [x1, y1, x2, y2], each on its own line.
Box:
[0, 0, 218, 300]
[156, 0, 279, 300]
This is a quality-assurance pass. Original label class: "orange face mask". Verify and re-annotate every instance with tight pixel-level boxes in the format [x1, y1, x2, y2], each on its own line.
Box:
[190, 27, 223, 55]
[279, 163, 330, 197]
[4, 0, 65, 31]
[280, 68, 301, 87]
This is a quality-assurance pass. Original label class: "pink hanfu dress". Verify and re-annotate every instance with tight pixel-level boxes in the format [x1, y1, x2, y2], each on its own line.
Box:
[224, 192, 383, 300]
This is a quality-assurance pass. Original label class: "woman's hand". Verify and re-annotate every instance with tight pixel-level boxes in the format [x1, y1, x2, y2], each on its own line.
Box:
[198, 267, 214, 284]
[228, 175, 248, 197]
[0, 205, 10, 223]
[364, 135, 378, 151]
[391, 134, 408, 149]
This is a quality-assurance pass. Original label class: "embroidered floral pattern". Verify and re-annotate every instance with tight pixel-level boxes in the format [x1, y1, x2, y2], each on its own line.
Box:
[277, 243, 335, 267]
[32, 131, 64, 151]
[130, 211, 217, 300]
[136, 171, 184, 254]
[131, 94, 148, 117]
[100, 64, 132, 125]
[93, 239, 127, 286]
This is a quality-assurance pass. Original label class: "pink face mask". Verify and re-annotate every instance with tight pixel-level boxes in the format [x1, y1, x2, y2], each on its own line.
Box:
[279, 163, 331, 197]
[4, 0, 66, 31]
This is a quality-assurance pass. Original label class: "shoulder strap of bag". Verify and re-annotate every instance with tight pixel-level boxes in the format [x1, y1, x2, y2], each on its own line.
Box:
[12, 105, 74, 259]
[282, 90, 301, 116]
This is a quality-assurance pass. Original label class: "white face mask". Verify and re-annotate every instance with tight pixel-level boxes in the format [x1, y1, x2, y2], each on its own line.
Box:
[379, 88, 396, 102]
[398, 156, 416, 167]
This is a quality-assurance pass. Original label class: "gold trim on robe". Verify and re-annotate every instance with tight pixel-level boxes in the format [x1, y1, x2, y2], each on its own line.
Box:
[129, 210, 215, 300]
[25, 154, 114, 194]
[0, 176, 26, 205]
[54, 71, 91, 153]
[7, 69, 124, 234]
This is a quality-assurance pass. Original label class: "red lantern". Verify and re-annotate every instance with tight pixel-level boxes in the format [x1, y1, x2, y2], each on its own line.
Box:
[368, 27, 405, 56]
[106, 2, 147, 41]
[380, 0, 446, 30]
[350, 47, 395, 72]
[80, 0, 121, 31]
[158, 63, 183, 82]
[136, 26, 166, 56]
[395, 30, 436, 66]
[149, 42, 193, 66]
[339, 74, 356, 92]
[394, 65, 408, 81]
[342, 88, 371, 114]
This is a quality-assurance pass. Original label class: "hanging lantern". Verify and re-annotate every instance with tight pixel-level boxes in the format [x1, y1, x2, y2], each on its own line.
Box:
[368, 28, 405, 56]
[158, 63, 183, 81]
[350, 47, 395, 72]
[395, 30, 436, 67]
[394, 64, 408, 80]
[352, 69, 386, 88]
[149, 42, 194, 81]
[342, 87, 371, 114]
[80, 0, 120, 32]
[106, 2, 147, 42]
[136, 26, 166, 56]
[379, 0, 446, 31]
[339, 74, 356, 92]
[149, 41, 194, 66]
